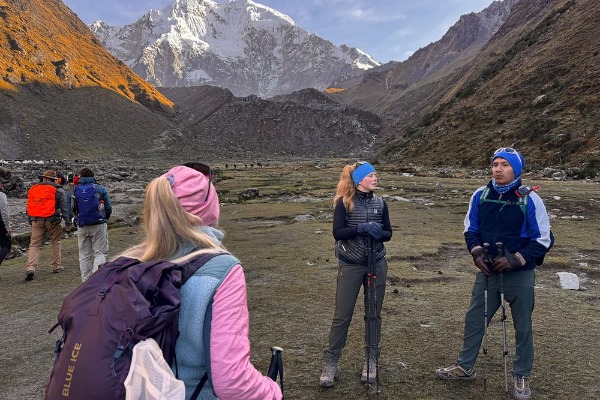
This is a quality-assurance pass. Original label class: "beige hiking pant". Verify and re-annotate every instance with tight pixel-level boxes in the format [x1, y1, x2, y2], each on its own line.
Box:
[26, 219, 63, 271]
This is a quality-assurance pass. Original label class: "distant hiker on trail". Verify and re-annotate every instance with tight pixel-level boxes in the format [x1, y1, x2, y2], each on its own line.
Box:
[118, 163, 282, 399]
[71, 167, 112, 282]
[24, 169, 72, 280]
[436, 148, 553, 400]
[0, 167, 12, 267]
[320, 161, 392, 388]
[56, 171, 72, 223]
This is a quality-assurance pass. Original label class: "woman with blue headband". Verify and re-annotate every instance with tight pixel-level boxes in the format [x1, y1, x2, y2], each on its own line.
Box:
[320, 161, 393, 388]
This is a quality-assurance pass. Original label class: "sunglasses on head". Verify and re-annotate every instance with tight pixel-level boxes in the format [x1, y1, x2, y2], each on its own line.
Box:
[493, 147, 517, 155]
[182, 162, 213, 202]
[183, 162, 212, 178]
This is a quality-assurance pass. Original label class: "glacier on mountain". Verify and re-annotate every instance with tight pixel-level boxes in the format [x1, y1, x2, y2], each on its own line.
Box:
[90, 0, 380, 97]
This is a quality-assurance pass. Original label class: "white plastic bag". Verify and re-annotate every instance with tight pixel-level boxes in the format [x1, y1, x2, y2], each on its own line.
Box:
[124, 338, 186, 400]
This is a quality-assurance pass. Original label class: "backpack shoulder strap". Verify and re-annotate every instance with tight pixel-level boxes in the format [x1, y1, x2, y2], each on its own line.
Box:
[479, 187, 490, 204]
[180, 251, 230, 283]
[518, 194, 528, 216]
[479, 186, 527, 217]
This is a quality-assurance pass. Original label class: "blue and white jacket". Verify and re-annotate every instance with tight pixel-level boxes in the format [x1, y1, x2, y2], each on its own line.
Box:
[464, 180, 553, 269]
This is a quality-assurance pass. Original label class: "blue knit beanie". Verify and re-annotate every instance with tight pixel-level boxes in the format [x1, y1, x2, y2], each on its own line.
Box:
[492, 148, 525, 179]
[351, 162, 376, 185]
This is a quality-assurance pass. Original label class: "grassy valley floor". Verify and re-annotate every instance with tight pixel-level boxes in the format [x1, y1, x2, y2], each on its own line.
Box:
[1, 160, 598, 399]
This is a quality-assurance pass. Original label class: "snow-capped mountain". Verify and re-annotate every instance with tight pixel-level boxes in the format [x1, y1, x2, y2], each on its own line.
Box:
[90, 0, 380, 97]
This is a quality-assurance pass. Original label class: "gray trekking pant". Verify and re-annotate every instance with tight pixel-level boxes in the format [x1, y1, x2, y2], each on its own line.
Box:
[323, 257, 388, 363]
[77, 223, 109, 282]
[457, 269, 535, 376]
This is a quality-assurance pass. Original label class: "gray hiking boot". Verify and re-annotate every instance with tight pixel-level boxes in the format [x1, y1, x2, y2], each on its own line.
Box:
[435, 363, 476, 380]
[319, 361, 340, 388]
[361, 357, 377, 383]
[513, 375, 531, 400]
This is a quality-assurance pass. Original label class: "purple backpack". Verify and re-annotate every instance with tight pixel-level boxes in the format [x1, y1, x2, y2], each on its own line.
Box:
[45, 252, 223, 400]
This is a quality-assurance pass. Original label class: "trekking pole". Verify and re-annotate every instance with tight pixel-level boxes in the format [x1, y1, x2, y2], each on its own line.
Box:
[496, 242, 509, 394]
[267, 346, 284, 397]
[482, 243, 491, 392]
[366, 236, 381, 396]
[365, 235, 373, 390]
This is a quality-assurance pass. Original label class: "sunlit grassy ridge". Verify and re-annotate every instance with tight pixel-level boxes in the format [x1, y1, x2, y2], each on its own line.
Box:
[0, 0, 173, 110]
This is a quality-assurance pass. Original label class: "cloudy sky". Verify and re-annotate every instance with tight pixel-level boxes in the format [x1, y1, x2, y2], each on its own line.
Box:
[63, 0, 497, 63]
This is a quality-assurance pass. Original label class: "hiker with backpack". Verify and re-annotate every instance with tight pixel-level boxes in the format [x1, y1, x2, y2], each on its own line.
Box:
[0, 167, 12, 266]
[24, 169, 72, 280]
[45, 163, 282, 400]
[122, 164, 281, 399]
[435, 148, 554, 400]
[320, 161, 392, 388]
[71, 167, 112, 282]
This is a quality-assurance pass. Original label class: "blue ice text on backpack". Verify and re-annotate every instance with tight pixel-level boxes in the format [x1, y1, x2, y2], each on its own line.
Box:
[74, 183, 105, 226]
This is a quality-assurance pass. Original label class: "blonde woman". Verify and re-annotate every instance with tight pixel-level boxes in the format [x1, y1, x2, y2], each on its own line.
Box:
[120, 164, 281, 400]
[320, 161, 392, 387]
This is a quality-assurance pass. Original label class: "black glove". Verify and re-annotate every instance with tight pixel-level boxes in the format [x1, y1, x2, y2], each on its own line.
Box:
[357, 222, 384, 240]
[492, 252, 523, 272]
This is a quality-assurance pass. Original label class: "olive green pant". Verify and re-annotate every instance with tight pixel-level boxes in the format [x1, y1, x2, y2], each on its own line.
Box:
[457, 269, 535, 376]
[323, 258, 388, 363]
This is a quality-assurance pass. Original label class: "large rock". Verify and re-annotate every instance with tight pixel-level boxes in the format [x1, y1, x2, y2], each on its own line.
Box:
[556, 272, 580, 290]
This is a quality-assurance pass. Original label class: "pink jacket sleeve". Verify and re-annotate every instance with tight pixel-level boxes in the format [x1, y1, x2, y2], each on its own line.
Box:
[210, 264, 282, 400]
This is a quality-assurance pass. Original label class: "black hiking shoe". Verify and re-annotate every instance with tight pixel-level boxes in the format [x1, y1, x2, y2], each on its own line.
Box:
[25, 270, 35, 281]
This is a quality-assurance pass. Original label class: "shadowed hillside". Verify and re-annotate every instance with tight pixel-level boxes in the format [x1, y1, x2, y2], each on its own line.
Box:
[0, 0, 174, 159]
[401, 0, 600, 171]
[327, 0, 599, 175]
[158, 86, 383, 160]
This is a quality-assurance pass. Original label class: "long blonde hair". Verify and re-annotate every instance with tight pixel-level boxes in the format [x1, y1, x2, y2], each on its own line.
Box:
[120, 176, 223, 261]
[333, 164, 358, 212]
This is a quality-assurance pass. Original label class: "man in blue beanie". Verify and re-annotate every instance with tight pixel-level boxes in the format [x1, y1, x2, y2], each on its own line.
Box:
[435, 147, 554, 400]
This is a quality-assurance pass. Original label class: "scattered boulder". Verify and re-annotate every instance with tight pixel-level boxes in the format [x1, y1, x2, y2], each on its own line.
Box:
[238, 188, 259, 200]
[556, 272, 580, 290]
[293, 214, 314, 222]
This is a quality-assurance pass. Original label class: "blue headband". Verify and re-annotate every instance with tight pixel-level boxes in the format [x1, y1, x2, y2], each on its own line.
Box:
[351, 162, 376, 185]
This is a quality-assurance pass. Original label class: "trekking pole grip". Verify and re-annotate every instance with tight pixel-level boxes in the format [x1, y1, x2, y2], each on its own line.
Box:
[267, 346, 283, 380]
[495, 242, 504, 257]
[267, 346, 284, 397]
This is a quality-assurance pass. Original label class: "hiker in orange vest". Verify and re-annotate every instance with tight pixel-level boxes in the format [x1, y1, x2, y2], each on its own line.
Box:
[24, 170, 72, 281]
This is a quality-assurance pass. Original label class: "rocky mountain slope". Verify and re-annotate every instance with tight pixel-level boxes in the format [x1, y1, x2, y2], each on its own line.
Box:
[90, 0, 379, 98]
[157, 85, 382, 160]
[0, 0, 382, 162]
[326, 0, 517, 95]
[0, 0, 174, 160]
[328, 0, 599, 173]
[390, 0, 600, 173]
[2, 0, 598, 175]
[326, 0, 517, 124]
